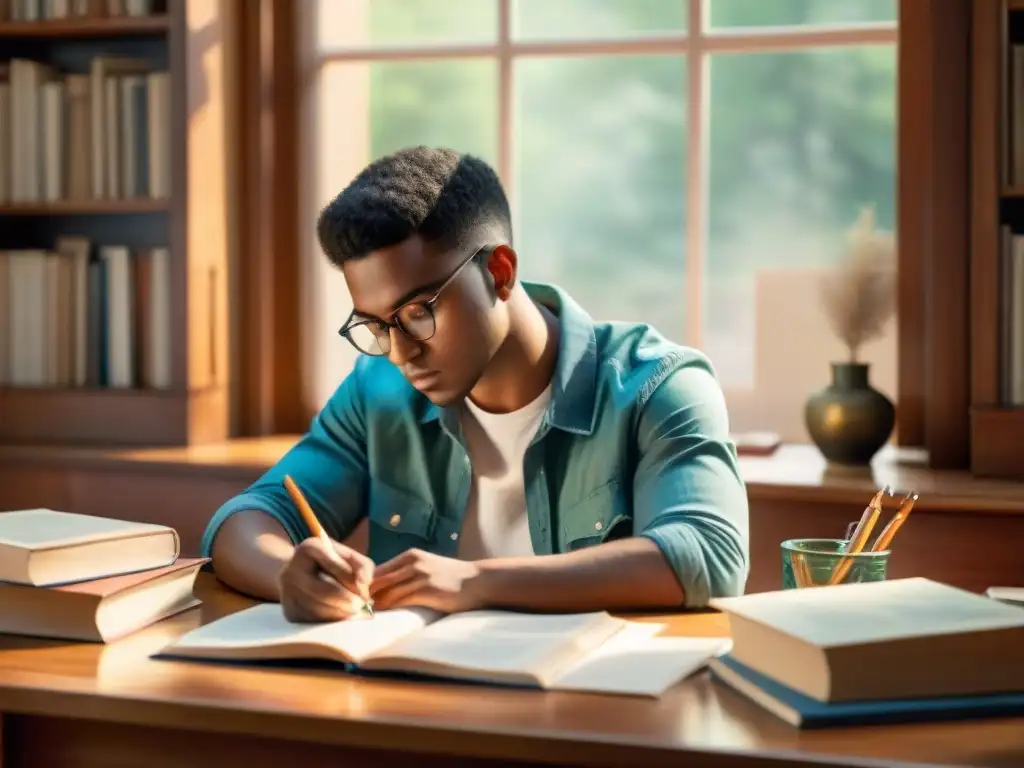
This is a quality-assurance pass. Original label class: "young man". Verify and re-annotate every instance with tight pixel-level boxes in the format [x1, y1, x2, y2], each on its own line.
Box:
[201, 146, 749, 622]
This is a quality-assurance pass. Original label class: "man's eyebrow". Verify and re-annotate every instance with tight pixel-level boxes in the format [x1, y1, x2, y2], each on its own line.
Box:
[388, 280, 447, 312]
[351, 279, 447, 322]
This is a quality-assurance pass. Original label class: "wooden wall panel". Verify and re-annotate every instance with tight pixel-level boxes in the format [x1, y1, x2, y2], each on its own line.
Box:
[747, 500, 1024, 594]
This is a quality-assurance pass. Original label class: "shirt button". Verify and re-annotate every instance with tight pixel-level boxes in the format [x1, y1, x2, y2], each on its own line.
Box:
[594, 521, 603, 531]
[389, 514, 401, 527]
[450, 532, 459, 540]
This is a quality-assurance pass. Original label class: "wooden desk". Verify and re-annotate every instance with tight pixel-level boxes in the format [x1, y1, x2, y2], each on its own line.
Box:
[0, 575, 1021, 768]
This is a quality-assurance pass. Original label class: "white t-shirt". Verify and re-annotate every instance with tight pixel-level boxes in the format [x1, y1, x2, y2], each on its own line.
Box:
[456, 382, 553, 560]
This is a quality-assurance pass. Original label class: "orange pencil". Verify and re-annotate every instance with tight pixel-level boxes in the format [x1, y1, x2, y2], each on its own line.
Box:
[828, 486, 889, 586]
[871, 492, 919, 552]
[283, 474, 373, 616]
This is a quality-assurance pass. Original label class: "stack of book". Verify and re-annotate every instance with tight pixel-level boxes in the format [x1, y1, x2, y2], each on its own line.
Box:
[0, 507, 205, 642]
[707, 578, 1024, 728]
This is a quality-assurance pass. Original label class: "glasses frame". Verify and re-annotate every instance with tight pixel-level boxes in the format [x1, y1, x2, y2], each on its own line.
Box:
[339, 245, 491, 356]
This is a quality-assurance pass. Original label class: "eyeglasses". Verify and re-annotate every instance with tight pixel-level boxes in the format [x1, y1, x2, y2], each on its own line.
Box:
[339, 246, 488, 357]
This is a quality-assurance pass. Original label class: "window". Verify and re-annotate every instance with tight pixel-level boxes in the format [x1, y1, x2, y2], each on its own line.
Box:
[301, 0, 898, 441]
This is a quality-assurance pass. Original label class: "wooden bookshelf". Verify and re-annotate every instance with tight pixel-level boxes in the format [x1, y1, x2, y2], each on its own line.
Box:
[0, 199, 169, 214]
[970, 0, 1024, 478]
[0, 0, 235, 448]
[0, 15, 168, 38]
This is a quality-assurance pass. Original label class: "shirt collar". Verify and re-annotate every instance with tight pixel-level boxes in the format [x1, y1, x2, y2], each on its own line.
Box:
[417, 281, 599, 436]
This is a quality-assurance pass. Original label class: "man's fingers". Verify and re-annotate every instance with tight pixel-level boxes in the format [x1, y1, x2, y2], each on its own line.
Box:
[300, 538, 356, 585]
[335, 545, 375, 595]
[282, 571, 362, 623]
[372, 549, 415, 578]
[372, 575, 427, 611]
[369, 563, 416, 596]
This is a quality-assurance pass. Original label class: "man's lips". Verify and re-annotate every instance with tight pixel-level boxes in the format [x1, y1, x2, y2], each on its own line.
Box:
[405, 370, 439, 386]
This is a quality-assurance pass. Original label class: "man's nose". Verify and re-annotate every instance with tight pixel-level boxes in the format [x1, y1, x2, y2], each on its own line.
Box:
[387, 327, 422, 366]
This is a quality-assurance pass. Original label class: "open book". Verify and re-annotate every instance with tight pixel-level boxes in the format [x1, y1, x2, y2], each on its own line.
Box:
[163, 603, 729, 697]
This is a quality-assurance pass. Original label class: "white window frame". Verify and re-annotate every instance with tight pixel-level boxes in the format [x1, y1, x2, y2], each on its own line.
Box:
[301, 1, 898, 427]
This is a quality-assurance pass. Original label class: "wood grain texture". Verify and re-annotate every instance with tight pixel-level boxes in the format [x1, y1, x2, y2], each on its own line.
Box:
[895, 0, 928, 447]
[922, 0, 972, 468]
[0, 575, 1020, 768]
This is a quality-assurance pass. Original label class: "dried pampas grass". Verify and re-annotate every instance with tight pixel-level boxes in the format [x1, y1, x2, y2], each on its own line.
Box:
[819, 206, 896, 362]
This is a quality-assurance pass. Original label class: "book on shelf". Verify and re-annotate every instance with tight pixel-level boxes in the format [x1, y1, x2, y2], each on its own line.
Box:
[163, 601, 731, 698]
[1, 0, 161, 23]
[1010, 44, 1024, 187]
[0, 240, 171, 389]
[998, 226, 1024, 405]
[0, 55, 170, 205]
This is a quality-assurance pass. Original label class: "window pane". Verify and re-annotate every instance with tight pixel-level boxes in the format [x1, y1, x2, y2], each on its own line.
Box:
[320, 60, 499, 168]
[514, 56, 686, 335]
[315, 0, 497, 51]
[708, 0, 896, 29]
[512, 0, 686, 41]
[704, 47, 896, 390]
[309, 59, 497, 406]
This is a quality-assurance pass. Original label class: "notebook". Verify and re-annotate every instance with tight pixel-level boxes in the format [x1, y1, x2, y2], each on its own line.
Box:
[0, 508, 180, 586]
[709, 654, 1024, 729]
[0, 557, 206, 643]
[162, 602, 730, 697]
[708, 577, 1024, 703]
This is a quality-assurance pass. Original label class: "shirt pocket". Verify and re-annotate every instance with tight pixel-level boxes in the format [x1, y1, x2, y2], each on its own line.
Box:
[367, 479, 435, 559]
[560, 479, 632, 553]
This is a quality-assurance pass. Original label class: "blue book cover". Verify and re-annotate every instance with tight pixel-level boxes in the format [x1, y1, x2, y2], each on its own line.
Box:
[709, 654, 1024, 729]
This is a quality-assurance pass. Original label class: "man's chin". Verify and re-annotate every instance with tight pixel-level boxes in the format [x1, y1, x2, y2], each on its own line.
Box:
[424, 389, 464, 408]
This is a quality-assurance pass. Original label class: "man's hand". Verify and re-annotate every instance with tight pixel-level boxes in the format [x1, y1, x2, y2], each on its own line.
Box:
[277, 538, 375, 623]
[370, 549, 486, 613]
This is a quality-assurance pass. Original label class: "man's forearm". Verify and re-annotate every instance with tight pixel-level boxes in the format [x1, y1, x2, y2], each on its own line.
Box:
[210, 510, 296, 601]
[474, 537, 685, 613]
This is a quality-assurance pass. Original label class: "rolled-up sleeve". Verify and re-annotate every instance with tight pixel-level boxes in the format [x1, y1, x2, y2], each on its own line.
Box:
[199, 367, 370, 558]
[634, 362, 750, 608]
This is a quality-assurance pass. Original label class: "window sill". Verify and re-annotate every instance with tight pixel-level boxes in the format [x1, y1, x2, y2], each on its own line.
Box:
[3, 441, 1022, 514]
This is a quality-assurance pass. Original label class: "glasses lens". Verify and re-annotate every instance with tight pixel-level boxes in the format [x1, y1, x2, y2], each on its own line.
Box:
[397, 303, 436, 341]
[345, 323, 389, 356]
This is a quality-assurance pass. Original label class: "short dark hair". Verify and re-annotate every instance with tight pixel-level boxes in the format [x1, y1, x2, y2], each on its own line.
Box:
[316, 146, 513, 267]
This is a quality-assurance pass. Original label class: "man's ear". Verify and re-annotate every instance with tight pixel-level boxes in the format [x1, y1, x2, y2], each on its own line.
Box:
[486, 245, 517, 301]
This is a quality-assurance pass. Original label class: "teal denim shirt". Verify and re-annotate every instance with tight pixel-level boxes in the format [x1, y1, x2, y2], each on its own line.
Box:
[200, 282, 750, 607]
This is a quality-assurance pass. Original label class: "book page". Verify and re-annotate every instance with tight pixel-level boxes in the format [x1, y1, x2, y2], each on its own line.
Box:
[359, 610, 627, 685]
[167, 602, 441, 664]
[549, 623, 732, 697]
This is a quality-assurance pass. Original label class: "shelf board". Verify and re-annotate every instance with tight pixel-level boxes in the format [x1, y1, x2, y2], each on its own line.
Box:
[0, 386, 179, 396]
[1009, 0, 1024, 10]
[0, 386, 219, 447]
[0, 199, 169, 215]
[1000, 185, 1024, 197]
[0, 15, 168, 38]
